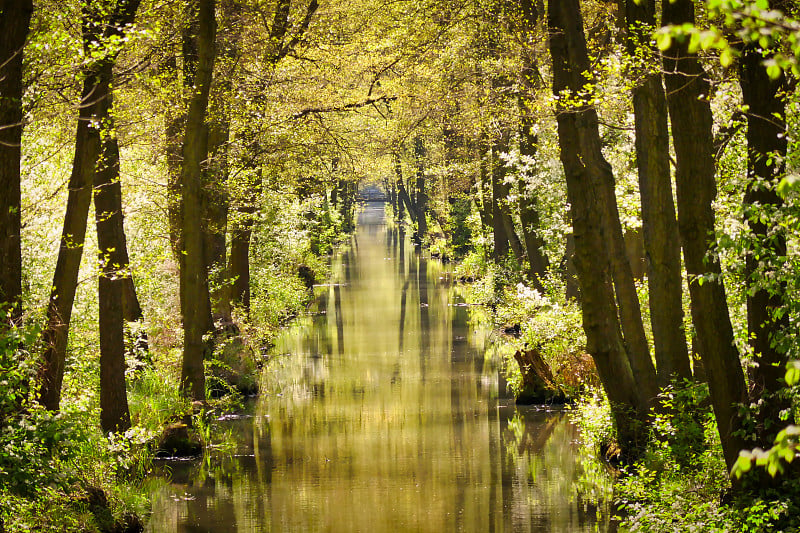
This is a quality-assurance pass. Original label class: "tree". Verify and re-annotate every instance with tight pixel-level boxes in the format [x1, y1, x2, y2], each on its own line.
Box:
[661, 0, 748, 472]
[38, 0, 142, 412]
[0, 0, 34, 327]
[548, 0, 657, 457]
[94, 131, 133, 434]
[413, 136, 429, 240]
[179, 0, 217, 401]
[515, 0, 550, 291]
[622, 0, 691, 386]
[738, 0, 792, 448]
[224, 0, 320, 313]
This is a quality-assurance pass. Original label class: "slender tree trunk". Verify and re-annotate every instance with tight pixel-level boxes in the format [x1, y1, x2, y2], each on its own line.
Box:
[662, 0, 748, 472]
[413, 137, 428, 240]
[518, 180, 548, 291]
[491, 140, 514, 261]
[39, 0, 141, 410]
[206, 0, 243, 325]
[0, 0, 32, 327]
[224, 0, 318, 319]
[739, 32, 791, 445]
[548, 0, 655, 456]
[623, 0, 690, 386]
[180, 0, 216, 401]
[164, 49, 186, 262]
[93, 98, 132, 434]
[39, 70, 105, 410]
[390, 181, 398, 220]
[476, 141, 493, 243]
[99, 136, 147, 358]
[205, 114, 231, 324]
[228, 223, 252, 311]
[395, 152, 416, 224]
[516, 0, 549, 291]
[229, 169, 261, 312]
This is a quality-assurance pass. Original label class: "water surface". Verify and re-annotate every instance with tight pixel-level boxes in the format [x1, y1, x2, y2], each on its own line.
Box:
[147, 204, 610, 532]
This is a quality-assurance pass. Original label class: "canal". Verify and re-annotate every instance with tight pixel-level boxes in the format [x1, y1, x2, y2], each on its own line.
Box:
[146, 203, 611, 532]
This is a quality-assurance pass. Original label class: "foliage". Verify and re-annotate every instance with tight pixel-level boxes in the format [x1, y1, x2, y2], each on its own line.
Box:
[570, 391, 616, 458]
[733, 360, 800, 479]
[0, 312, 160, 528]
[655, 0, 800, 76]
[568, 373, 800, 533]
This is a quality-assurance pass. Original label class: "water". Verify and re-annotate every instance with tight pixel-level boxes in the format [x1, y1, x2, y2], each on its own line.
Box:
[146, 204, 611, 532]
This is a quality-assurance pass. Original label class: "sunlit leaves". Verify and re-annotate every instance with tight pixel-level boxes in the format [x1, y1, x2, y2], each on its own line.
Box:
[656, 2, 800, 77]
[786, 360, 800, 386]
[732, 424, 800, 479]
[776, 174, 800, 199]
[732, 361, 800, 479]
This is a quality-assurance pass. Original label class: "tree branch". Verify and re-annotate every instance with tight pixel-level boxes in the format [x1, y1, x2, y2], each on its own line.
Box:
[292, 95, 397, 119]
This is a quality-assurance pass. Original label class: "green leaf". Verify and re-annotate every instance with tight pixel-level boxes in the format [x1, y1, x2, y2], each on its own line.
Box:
[688, 31, 701, 53]
[734, 451, 752, 477]
[766, 63, 782, 79]
[768, 460, 779, 477]
[786, 361, 800, 386]
[720, 48, 734, 68]
[777, 174, 800, 199]
[656, 32, 672, 51]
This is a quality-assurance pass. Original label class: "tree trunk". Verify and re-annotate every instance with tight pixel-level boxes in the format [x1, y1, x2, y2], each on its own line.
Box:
[93, 99, 132, 434]
[476, 141, 493, 246]
[739, 32, 791, 445]
[516, 0, 549, 291]
[491, 139, 521, 261]
[548, 0, 654, 456]
[493, 139, 524, 263]
[389, 180, 398, 220]
[180, 0, 216, 401]
[413, 137, 428, 240]
[229, 170, 261, 312]
[395, 152, 416, 224]
[164, 49, 185, 262]
[205, 112, 231, 325]
[0, 0, 33, 327]
[223, 0, 317, 317]
[518, 182, 548, 291]
[205, 0, 243, 326]
[662, 0, 748, 472]
[39, 0, 141, 411]
[99, 136, 147, 359]
[623, 0, 690, 386]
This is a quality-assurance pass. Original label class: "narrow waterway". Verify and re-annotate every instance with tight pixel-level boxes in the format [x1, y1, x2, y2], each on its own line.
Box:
[146, 204, 610, 532]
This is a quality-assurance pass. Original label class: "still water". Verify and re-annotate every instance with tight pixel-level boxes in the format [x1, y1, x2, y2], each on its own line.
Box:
[147, 204, 611, 532]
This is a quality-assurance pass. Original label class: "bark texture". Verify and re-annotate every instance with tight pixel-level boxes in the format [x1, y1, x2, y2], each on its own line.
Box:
[94, 119, 132, 434]
[623, 0, 690, 386]
[662, 0, 748, 471]
[0, 0, 33, 325]
[548, 0, 655, 455]
[739, 28, 791, 444]
[229, 170, 261, 312]
[180, 0, 217, 401]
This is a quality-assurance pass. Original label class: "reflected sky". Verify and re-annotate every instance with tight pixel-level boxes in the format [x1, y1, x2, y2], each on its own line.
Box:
[147, 204, 612, 533]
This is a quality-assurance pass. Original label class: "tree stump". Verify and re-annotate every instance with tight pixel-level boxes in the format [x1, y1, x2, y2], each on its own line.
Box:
[513, 347, 567, 405]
